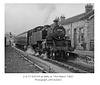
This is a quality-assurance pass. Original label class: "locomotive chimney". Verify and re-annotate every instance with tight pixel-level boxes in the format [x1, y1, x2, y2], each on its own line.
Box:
[53, 18, 59, 26]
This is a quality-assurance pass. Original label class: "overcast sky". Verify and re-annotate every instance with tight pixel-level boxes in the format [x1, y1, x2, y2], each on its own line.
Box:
[5, 3, 87, 35]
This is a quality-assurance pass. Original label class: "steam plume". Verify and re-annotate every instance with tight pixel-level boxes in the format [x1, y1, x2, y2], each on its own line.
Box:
[38, 4, 56, 24]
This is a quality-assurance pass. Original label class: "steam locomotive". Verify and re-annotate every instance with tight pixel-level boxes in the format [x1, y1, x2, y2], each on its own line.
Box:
[15, 19, 74, 60]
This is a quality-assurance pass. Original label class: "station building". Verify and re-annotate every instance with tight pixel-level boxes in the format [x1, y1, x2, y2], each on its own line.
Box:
[59, 4, 94, 51]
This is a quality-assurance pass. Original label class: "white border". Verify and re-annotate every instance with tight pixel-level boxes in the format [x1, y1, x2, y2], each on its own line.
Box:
[0, 0, 99, 85]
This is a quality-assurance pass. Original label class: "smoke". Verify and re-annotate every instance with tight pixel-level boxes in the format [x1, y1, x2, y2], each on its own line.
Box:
[38, 4, 56, 24]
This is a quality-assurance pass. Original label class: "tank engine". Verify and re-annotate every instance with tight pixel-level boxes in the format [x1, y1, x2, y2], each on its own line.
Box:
[15, 19, 74, 60]
[42, 19, 73, 60]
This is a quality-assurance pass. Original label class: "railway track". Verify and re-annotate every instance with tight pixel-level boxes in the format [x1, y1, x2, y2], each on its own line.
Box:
[32, 55, 94, 73]
[13, 46, 94, 73]
[66, 60, 94, 73]
[45, 58, 93, 73]
[32, 53, 94, 73]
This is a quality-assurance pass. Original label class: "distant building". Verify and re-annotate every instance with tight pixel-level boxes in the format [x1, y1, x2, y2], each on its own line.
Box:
[59, 4, 94, 51]
[5, 32, 15, 45]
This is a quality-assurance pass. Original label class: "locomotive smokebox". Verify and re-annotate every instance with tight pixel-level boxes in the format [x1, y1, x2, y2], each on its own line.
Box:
[53, 26, 66, 40]
[52, 18, 66, 40]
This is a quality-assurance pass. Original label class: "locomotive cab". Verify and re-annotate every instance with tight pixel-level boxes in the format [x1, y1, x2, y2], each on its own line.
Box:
[42, 30, 47, 39]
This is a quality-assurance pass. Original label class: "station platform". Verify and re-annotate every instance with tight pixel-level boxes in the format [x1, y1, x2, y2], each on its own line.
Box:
[73, 49, 94, 58]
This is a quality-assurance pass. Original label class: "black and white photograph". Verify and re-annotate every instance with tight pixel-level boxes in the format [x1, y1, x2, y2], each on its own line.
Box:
[5, 3, 94, 73]
[1, 0, 100, 84]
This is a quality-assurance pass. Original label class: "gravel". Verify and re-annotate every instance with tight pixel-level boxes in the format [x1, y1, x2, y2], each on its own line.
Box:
[5, 46, 42, 73]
